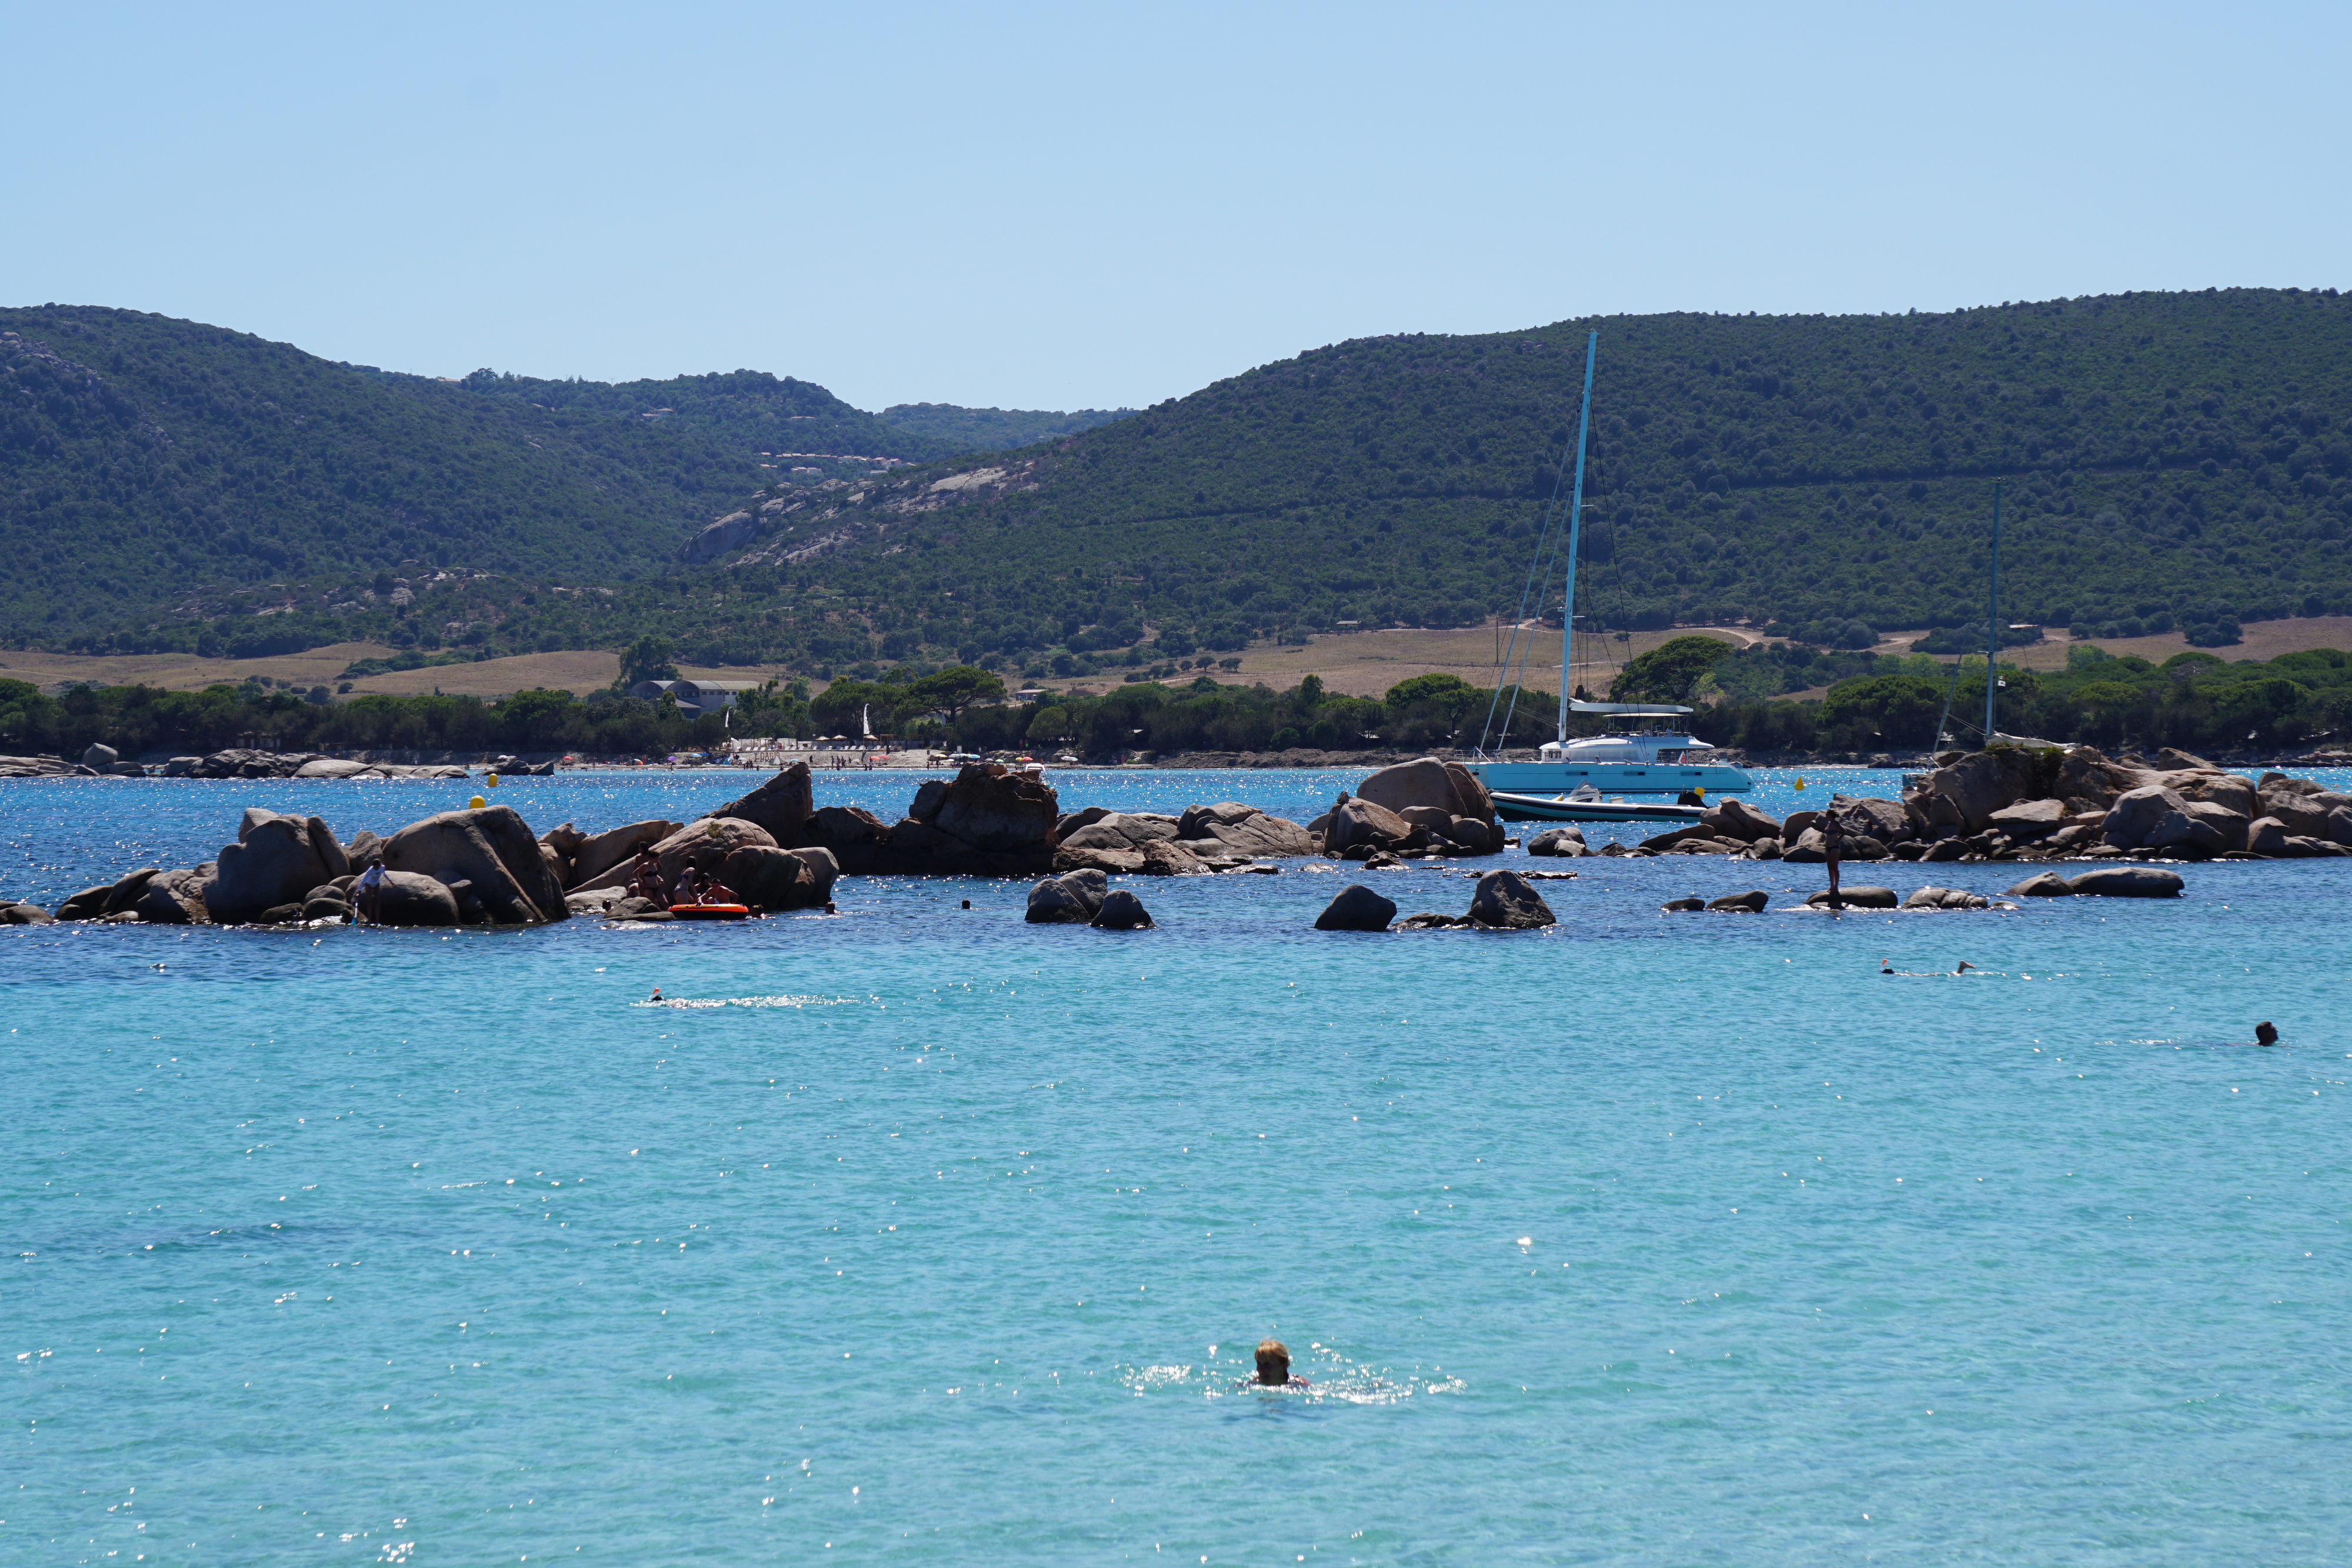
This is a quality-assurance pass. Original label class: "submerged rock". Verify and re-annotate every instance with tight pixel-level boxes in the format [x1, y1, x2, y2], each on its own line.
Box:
[1088, 890, 1155, 930]
[2066, 865, 2184, 898]
[1525, 825, 1589, 858]
[1706, 890, 1769, 912]
[1803, 885, 1899, 909]
[1903, 886, 1992, 910]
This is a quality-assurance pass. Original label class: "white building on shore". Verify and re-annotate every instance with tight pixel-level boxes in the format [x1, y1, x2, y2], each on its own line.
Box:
[628, 678, 765, 718]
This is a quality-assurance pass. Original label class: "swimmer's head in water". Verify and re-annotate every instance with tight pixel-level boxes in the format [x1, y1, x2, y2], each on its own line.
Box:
[2256, 1021, 2280, 1046]
[1255, 1338, 1289, 1385]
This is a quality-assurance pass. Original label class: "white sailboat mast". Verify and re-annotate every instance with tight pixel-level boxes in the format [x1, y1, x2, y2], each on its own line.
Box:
[1556, 330, 1599, 745]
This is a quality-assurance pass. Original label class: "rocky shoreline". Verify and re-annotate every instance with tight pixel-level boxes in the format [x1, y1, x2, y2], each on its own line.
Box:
[0, 758, 1337, 930]
[1, 746, 2342, 932]
[1533, 744, 2352, 867]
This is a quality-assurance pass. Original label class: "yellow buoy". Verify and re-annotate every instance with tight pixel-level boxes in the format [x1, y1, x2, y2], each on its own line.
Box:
[1793, 777, 1806, 791]
[486, 772, 500, 788]
[468, 794, 487, 809]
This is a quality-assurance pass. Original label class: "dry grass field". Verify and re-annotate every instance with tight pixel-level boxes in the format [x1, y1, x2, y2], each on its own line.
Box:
[1051, 624, 1765, 700]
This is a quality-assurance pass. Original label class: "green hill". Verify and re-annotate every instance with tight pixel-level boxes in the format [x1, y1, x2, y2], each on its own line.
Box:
[6, 290, 2348, 674]
[880, 403, 1137, 449]
[0, 306, 771, 638]
[704, 287, 2349, 668]
[0, 308, 1044, 648]
[422, 367, 961, 465]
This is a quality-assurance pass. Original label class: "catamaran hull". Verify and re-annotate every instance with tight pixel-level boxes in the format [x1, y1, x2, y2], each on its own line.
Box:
[1466, 760, 1752, 797]
[1490, 793, 1710, 825]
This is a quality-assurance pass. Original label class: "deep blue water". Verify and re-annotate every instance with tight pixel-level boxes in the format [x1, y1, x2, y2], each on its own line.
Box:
[5, 767, 2350, 1566]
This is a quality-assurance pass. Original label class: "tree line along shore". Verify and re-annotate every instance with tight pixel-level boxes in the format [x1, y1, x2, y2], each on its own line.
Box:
[7, 629, 2352, 774]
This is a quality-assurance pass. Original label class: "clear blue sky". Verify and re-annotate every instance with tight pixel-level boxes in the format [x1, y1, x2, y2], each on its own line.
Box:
[8, 2, 2344, 412]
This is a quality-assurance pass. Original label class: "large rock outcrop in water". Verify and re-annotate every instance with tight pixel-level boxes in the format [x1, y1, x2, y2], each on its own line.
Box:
[383, 805, 568, 925]
[1327, 758, 1501, 856]
[1578, 743, 2351, 868]
[790, 763, 1063, 876]
[711, 762, 816, 843]
[207, 809, 348, 923]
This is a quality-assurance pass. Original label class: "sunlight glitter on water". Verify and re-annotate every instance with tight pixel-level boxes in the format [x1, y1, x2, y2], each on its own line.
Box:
[4, 765, 2350, 1564]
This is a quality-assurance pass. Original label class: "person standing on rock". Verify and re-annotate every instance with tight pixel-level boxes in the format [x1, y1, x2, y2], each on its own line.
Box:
[355, 862, 386, 924]
[1820, 809, 1846, 911]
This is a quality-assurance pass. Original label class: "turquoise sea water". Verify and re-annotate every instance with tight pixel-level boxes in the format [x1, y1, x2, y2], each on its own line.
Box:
[5, 767, 2351, 1566]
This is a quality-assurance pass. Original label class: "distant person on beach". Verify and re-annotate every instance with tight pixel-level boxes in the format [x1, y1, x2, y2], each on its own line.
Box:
[2256, 1021, 2280, 1046]
[1820, 810, 1845, 910]
[355, 862, 385, 923]
[1248, 1338, 1310, 1388]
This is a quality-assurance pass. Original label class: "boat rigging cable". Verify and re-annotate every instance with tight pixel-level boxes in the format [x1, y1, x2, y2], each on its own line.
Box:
[1931, 480, 2002, 749]
[1476, 329, 1598, 755]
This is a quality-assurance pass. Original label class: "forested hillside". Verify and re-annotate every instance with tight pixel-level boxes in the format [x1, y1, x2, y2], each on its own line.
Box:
[422, 367, 957, 464]
[709, 288, 2351, 668]
[5, 291, 2347, 675]
[880, 403, 1137, 449]
[0, 308, 1094, 647]
[0, 306, 764, 636]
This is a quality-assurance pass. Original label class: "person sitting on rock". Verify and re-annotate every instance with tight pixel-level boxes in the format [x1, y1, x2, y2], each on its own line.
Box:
[1246, 1338, 1310, 1389]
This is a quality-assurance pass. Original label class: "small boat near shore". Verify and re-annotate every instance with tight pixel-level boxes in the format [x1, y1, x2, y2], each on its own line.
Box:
[1491, 791, 1709, 826]
[669, 903, 754, 921]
